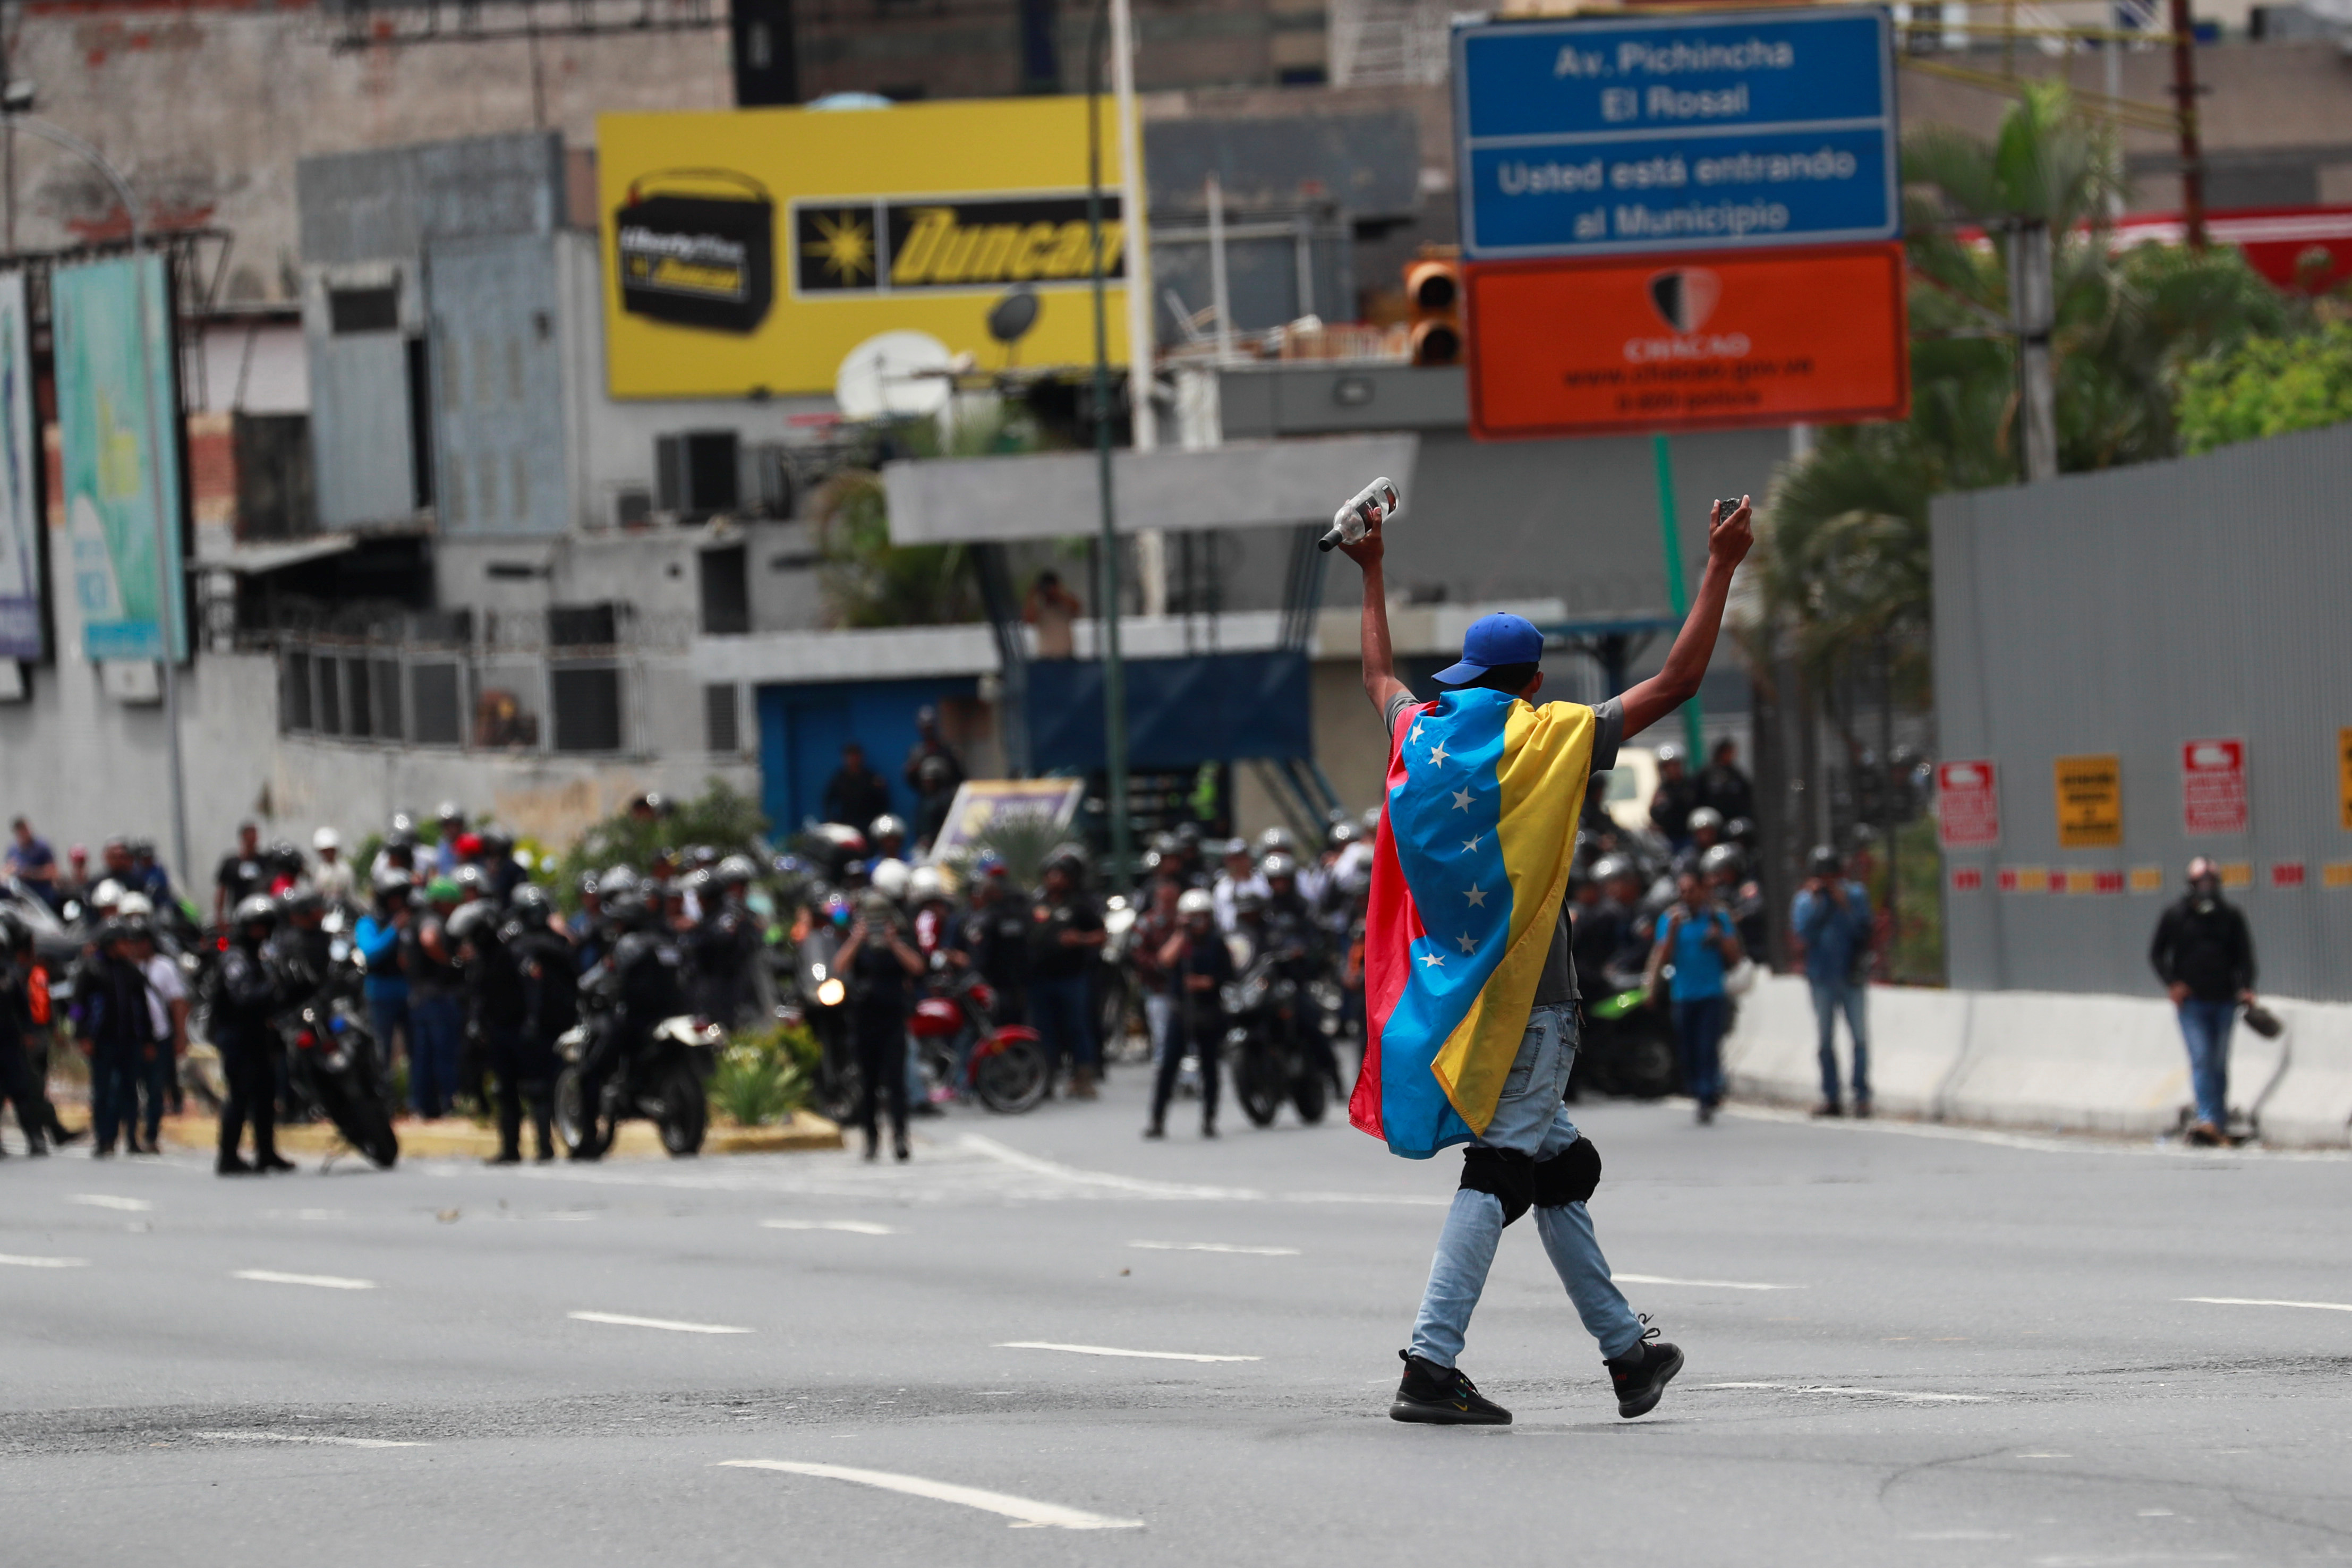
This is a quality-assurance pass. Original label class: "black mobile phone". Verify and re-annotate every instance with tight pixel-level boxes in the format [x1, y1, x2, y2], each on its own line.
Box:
[1715, 497, 1742, 521]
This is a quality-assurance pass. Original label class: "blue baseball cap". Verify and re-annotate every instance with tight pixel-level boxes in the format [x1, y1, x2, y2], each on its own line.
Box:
[1434, 612, 1544, 685]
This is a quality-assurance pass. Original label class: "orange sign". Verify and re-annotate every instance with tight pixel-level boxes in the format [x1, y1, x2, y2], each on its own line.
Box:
[1464, 242, 1909, 440]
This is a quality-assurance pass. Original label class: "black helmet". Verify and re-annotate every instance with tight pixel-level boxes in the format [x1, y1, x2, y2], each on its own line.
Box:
[1808, 845, 1843, 878]
[446, 900, 500, 944]
[1232, 888, 1266, 917]
[508, 883, 553, 922]
[278, 885, 325, 921]
[715, 854, 756, 886]
[233, 893, 279, 933]
[1260, 851, 1298, 882]
[599, 864, 641, 900]
[451, 864, 488, 898]
[1591, 854, 1635, 885]
[577, 871, 602, 898]
[372, 867, 413, 902]
[1686, 806, 1725, 837]
[1699, 843, 1744, 879]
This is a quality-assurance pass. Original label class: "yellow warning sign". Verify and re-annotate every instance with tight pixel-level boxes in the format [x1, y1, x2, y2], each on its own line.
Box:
[2054, 754, 2122, 849]
[2339, 728, 2352, 831]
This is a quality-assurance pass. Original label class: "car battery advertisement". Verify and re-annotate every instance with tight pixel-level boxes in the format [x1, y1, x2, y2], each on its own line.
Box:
[599, 98, 1140, 398]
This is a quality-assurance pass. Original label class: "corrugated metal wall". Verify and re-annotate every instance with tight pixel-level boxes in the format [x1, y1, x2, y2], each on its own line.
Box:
[1934, 422, 2352, 1002]
[426, 236, 568, 539]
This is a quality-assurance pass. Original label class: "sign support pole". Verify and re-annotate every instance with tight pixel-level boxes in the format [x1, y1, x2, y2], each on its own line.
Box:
[1087, 1, 1133, 893]
[1651, 432, 1703, 760]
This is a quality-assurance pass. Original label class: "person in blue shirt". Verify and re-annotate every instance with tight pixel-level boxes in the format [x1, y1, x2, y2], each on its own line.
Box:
[353, 870, 413, 1090]
[1789, 845, 1874, 1118]
[1652, 870, 1744, 1124]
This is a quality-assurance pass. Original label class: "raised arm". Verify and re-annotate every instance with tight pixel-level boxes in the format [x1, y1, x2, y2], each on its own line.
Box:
[1337, 500, 1410, 717]
[1621, 496, 1754, 740]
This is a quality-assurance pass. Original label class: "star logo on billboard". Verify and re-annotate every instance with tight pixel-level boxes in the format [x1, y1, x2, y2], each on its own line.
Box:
[1646, 267, 1722, 334]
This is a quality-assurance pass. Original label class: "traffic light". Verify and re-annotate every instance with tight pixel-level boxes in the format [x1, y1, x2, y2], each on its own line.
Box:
[1403, 258, 1462, 367]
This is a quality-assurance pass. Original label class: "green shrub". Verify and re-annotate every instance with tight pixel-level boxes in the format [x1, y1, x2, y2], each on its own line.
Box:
[708, 1021, 817, 1126]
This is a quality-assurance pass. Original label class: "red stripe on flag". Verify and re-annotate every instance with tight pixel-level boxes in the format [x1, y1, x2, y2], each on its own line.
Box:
[1351, 698, 1431, 1140]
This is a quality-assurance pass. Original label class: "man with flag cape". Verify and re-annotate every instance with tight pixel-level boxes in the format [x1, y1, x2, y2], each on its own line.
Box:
[1338, 488, 1753, 1425]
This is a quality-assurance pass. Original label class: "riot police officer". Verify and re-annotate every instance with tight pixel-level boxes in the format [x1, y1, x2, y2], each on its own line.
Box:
[574, 888, 684, 1155]
[450, 897, 533, 1163]
[216, 895, 292, 1175]
[508, 884, 575, 1163]
[688, 856, 760, 1027]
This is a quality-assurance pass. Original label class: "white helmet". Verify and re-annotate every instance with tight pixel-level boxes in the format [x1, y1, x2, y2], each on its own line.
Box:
[312, 825, 342, 852]
[91, 879, 126, 908]
[1177, 888, 1215, 918]
[908, 864, 945, 903]
[115, 891, 154, 918]
[868, 858, 912, 901]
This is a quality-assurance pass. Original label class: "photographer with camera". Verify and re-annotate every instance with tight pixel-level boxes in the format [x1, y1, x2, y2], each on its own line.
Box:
[1791, 845, 1873, 1119]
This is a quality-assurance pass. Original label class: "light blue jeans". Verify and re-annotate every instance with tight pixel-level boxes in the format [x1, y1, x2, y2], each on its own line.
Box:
[2176, 999, 2235, 1129]
[1809, 977, 1870, 1103]
[1409, 1003, 1647, 1368]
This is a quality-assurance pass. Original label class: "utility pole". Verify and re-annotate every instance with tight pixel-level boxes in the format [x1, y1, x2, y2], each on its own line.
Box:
[2169, 0, 2206, 250]
[1111, 0, 1165, 620]
[2009, 219, 2057, 482]
[1087, 0, 1133, 893]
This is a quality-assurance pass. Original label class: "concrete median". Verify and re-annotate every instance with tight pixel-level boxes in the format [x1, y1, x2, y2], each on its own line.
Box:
[1721, 975, 2345, 1146]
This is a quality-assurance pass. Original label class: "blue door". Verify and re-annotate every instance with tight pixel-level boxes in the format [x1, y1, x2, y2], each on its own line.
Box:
[756, 676, 981, 834]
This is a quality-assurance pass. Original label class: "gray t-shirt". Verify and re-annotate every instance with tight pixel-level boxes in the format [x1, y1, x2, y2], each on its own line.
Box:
[1382, 688, 1623, 1005]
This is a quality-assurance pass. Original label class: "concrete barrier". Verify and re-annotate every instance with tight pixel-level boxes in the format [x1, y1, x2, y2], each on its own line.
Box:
[1722, 975, 1969, 1120]
[1722, 976, 2345, 1146]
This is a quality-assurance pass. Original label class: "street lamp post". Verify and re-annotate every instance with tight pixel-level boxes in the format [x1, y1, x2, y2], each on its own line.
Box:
[2, 108, 191, 893]
[1086, 0, 1134, 893]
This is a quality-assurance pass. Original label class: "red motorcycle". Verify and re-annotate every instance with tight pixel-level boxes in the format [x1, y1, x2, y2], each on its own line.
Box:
[909, 966, 1049, 1114]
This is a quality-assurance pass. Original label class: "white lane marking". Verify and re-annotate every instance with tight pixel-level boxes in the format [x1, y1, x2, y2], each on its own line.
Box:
[1616, 1273, 1801, 1291]
[719, 1460, 1142, 1530]
[69, 1194, 153, 1212]
[2015, 1452, 2073, 1459]
[0, 1253, 92, 1268]
[568, 1310, 752, 1335]
[232, 1269, 376, 1291]
[1700, 1382, 1991, 1403]
[1719, 1103, 2352, 1163]
[996, 1341, 1258, 1364]
[266, 1208, 347, 1221]
[761, 1219, 898, 1235]
[957, 1133, 1446, 1207]
[1128, 1241, 1300, 1256]
[191, 1431, 425, 1448]
[1903, 1532, 2015, 1542]
[2183, 1296, 2352, 1314]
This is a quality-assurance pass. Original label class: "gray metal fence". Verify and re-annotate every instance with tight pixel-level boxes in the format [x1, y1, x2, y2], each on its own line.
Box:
[1933, 422, 2352, 1002]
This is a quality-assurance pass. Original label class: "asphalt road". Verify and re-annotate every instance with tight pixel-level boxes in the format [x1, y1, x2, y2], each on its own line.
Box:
[5, 1075, 2350, 1567]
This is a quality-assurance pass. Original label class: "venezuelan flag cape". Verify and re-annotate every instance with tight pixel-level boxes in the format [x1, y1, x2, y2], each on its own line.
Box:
[1349, 688, 1599, 1157]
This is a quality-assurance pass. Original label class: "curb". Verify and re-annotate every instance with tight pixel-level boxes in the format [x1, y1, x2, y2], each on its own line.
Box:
[155, 1110, 843, 1161]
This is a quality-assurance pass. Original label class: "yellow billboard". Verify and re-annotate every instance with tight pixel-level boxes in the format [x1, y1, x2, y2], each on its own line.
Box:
[596, 98, 1139, 399]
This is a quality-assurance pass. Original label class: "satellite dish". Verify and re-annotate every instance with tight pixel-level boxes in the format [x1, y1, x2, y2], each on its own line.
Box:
[834, 330, 953, 421]
[987, 287, 1041, 345]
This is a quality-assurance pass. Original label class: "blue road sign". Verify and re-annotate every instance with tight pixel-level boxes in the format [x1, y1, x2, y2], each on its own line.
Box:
[1452, 7, 1898, 260]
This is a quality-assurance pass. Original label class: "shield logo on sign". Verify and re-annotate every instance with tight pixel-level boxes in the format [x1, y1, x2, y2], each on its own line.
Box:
[1647, 268, 1722, 334]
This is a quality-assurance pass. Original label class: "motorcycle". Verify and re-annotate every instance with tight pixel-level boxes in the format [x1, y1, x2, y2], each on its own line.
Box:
[278, 997, 400, 1167]
[1221, 940, 1339, 1128]
[908, 963, 1048, 1114]
[1571, 981, 1719, 1102]
[773, 920, 861, 1124]
[552, 978, 722, 1159]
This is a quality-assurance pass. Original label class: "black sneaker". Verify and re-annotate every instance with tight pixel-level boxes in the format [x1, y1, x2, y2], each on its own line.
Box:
[1605, 1318, 1685, 1419]
[1390, 1350, 1512, 1426]
[216, 1153, 254, 1176]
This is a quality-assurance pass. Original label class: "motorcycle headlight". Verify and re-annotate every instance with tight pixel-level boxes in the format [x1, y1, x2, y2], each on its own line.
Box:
[816, 977, 846, 1008]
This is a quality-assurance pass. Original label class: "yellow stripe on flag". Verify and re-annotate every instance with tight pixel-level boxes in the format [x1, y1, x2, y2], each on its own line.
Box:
[1430, 699, 1596, 1134]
